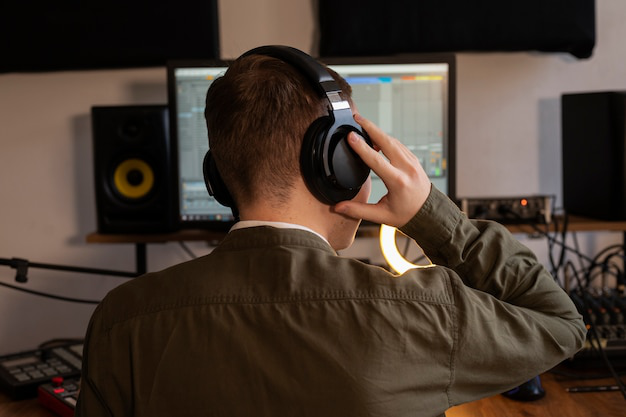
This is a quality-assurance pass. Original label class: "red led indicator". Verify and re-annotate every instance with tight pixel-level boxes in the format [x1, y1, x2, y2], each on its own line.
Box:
[520, 199, 528, 207]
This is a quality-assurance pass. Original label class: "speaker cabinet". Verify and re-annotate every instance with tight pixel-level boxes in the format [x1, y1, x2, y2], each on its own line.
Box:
[562, 92, 626, 220]
[92, 105, 176, 233]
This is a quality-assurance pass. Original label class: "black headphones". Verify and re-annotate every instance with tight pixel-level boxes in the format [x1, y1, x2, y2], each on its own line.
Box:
[203, 45, 372, 214]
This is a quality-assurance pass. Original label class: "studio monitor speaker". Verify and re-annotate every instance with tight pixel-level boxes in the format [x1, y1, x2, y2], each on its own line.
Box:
[92, 105, 176, 233]
[562, 91, 626, 220]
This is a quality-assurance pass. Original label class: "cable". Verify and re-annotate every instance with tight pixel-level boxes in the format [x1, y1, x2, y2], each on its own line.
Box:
[0, 257, 138, 283]
[583, 245, 624, 289]
[571, 232, 591, 282]
[502, 212, 594, 265]
[394, 230, 430, 266]
[551, 367, 626, 380]
[569, 277, 626, 399]
[516, 211, 626, 399]
[501, 211, 593, 290]
[178, 241, 198, 259]
[0, 280, 101, 304]
[39, 338, 85, 350]
[543, 212, 566, 279]
[497, 208, 626, 398]
[585, 309, 626, 399]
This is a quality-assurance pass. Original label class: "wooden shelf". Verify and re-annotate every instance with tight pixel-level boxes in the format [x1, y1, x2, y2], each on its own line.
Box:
[86, 217, 626, 245]
[86, 229, 227, 244]
[86, 225, 382, 244]
[85, 217, 626, 274]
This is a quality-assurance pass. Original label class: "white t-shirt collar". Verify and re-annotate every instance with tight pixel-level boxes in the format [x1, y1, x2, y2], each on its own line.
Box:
[230, 220, 330, 245]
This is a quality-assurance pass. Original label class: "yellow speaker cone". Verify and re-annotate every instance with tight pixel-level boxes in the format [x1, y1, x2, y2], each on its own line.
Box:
[113, 158, 154, 199]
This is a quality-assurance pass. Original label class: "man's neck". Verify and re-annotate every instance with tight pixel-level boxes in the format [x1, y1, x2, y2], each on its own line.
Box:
[238, 187, 334, 244]
[239, 207, 329, 240]
[236, 179, 361, 251]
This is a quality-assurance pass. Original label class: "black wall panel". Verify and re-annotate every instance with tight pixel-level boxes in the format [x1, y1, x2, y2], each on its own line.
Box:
[0, 1, 219, 72]
[319, 0, 595, 59]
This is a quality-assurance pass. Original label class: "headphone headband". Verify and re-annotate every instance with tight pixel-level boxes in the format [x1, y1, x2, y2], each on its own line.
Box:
[242, 46, 337, 86]
[241, 45, 352, 114]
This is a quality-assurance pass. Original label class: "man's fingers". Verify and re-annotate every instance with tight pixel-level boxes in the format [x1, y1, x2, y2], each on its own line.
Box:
[355, 114, 392, 153]
[347, 132, 395, 182]
[334, 199, 389, 226]
[355, 114, 409, 165]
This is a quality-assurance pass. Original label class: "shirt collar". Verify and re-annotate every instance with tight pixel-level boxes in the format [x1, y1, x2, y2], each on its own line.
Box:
[230, 220, 330, 245]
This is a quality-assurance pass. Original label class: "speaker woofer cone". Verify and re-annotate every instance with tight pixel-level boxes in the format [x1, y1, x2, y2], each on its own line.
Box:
[112, 158, 155, 200]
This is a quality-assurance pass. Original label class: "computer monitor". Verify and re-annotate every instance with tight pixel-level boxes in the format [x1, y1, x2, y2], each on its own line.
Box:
[324, 54, 456, 203]
[167, 53, 455, 230]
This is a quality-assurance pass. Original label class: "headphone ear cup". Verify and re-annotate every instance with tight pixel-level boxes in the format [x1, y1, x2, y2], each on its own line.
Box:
[203, 151, 236, 208]
[300, 116, 331, 201]
[301, 116, 371, 205]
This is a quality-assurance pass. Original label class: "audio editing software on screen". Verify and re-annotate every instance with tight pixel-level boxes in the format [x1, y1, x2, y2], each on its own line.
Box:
[329, 63, 450, 202]
[173, 67, 230, 222]
[171, 60, 451, 224]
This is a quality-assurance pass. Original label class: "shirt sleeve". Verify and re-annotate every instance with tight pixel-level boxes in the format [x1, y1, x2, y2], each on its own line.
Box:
[400, 186, 587, 405]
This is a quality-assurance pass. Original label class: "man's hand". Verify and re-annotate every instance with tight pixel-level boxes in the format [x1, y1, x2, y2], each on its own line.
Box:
[334, 114, 432, 228]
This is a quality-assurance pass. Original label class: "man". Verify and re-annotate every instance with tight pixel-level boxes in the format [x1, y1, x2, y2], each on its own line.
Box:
[76, 46, 585, 417]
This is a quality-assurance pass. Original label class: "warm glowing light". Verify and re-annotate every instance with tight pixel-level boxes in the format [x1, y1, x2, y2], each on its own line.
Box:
[379, 225, 434, 274]
[520, 198, 528, 207]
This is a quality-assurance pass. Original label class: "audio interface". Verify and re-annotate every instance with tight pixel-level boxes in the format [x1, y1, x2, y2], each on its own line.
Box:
[459, 195, 553, 224]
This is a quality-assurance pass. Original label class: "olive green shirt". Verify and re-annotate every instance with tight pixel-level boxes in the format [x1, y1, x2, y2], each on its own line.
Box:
[76, 187, 586, 417]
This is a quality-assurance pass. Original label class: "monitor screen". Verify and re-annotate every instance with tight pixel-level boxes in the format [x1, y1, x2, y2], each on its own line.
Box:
[167, 54, 455, 230]
[167, 61, 234, 230]
[324, 54, 456, 203]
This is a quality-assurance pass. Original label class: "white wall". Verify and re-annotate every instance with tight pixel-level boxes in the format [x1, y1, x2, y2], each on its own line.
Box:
[0, 0, 624, 355]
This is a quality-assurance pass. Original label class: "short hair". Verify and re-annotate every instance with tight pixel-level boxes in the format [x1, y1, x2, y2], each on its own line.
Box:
[204, 53, 352, 209]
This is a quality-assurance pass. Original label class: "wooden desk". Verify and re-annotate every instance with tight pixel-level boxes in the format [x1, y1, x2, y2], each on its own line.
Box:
[1, 372, 623, 417]
[0, 391, 54, 417]
[447, 371, 625, 416]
